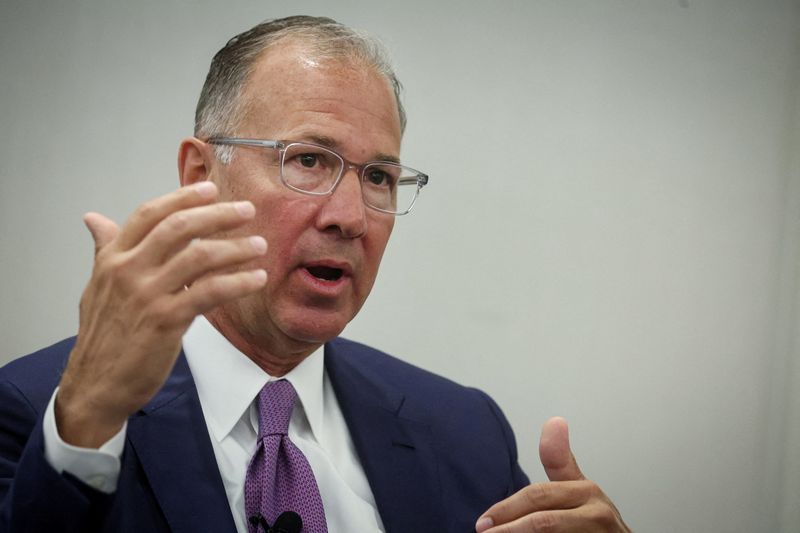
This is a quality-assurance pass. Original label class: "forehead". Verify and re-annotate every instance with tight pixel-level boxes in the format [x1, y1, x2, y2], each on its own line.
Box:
[237, 40, 402, 157]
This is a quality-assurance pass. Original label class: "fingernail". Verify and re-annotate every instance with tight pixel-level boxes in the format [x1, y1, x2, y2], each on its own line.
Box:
[251, 269, 267, 283]
[194, 181, 216, 198]
[475, 516, 493, 532]
[235, 201, 255, 217]
[249, 236, 267, 254]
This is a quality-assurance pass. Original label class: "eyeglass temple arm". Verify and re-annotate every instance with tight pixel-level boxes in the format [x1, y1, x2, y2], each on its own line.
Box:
[206, 138, 280, 149]
[399, 175, 429, 187]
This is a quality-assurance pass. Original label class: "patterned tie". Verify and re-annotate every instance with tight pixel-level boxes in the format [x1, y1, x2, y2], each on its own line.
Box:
[244, 379, 328, 533]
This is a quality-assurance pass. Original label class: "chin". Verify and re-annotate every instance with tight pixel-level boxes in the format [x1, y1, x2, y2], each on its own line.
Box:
[278, 309, 353, 345]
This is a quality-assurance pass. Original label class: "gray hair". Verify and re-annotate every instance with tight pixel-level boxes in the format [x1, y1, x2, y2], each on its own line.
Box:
[194, 15, 406, 163]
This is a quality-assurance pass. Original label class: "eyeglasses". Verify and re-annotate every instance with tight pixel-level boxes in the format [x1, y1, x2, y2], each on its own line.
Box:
[206, 137, 429, 215]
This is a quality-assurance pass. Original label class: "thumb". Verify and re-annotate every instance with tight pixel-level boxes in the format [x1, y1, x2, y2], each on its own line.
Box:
[83, 212, 120, 253]
[539, 416, 585, 481]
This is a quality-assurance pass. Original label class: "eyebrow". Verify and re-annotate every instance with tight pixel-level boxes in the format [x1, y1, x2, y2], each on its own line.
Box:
[301, 133, 401, 165]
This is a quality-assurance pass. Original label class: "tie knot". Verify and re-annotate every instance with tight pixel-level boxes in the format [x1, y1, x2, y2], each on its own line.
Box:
[256, 380, 297, 437]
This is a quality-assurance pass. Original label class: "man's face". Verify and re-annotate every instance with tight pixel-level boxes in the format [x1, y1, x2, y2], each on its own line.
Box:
[206, 42, 401, 353]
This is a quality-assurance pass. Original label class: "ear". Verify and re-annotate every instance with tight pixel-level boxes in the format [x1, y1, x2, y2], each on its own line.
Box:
[177, 137, 214, 187]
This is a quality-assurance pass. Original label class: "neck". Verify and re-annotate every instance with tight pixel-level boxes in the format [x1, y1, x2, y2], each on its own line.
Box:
[204, 309, 320, 377]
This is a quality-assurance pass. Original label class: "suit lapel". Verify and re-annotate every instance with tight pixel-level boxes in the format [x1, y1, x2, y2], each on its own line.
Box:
[325, 342, 444, 532]
[126, 352, 236, 533]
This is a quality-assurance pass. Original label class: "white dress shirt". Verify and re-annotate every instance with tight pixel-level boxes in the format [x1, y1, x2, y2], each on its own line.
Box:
[43, 316, 385, 533]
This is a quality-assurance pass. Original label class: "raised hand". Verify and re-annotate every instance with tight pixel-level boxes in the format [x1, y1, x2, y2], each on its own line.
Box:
[55, 182, 268, 447]
[475, 417, 631, 532]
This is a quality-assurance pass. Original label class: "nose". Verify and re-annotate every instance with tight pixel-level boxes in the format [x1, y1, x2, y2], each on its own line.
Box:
[316, 168, 368, 238]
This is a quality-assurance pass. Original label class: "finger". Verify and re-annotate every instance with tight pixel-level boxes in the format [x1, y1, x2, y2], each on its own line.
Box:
[83, 212, 120, 253]
[158, 235, 267, 292]
[479, 509, 568, 533]
[134, 200, 257, 265]
[116, 181, 218, 250]
[539, 416, 585, 482]
[481, 505, 606, 533]
[164, 268, 268, 324]
[475, 481, 592, 532]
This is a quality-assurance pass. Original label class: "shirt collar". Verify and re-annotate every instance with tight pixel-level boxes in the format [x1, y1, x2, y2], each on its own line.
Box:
[182, 315, 325, 444]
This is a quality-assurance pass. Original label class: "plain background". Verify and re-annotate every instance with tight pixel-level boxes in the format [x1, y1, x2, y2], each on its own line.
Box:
[1, 1, 798, 531]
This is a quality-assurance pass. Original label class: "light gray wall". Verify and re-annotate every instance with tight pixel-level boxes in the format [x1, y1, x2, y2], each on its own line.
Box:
[1, 1, 798, 531]
[775, 47, 800, 530]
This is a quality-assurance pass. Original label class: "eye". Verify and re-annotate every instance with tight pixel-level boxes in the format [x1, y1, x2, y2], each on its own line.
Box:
[366, 168, 392, 187]
[298, 153, 319, 168]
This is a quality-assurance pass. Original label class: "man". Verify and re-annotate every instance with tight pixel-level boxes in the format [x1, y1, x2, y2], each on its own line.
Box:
[0, 16, 630, 533]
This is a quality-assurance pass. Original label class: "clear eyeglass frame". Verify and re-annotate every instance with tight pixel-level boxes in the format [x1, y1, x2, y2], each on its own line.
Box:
[205, 137, 429, 216]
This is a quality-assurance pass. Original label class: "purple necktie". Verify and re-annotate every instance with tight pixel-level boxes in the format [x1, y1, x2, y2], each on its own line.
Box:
[244, 380, 328, 533]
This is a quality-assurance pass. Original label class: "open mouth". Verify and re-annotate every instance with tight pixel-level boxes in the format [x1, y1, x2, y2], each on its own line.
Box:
[306, 265, 344, 282]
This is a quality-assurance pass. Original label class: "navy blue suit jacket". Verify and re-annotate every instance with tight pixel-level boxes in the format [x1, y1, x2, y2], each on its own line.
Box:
[0, 337, 528, 532]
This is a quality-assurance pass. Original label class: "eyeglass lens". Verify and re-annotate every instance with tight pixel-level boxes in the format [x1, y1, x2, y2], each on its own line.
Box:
[281, 143, 419, 214]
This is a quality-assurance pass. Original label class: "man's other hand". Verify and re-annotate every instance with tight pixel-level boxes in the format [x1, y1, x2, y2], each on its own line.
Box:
[55, 182, 268, 448]
[475, 417, 631, 532]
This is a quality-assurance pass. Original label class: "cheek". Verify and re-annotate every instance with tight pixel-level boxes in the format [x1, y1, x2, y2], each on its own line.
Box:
[257, 195, 318, 237]
[255, 198, 318, 266]
[363, 219, 394, 273]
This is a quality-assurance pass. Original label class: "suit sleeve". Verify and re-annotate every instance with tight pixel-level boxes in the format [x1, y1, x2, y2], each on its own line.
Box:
[0, 380, 113, 533]
[473, 388, 530, 493]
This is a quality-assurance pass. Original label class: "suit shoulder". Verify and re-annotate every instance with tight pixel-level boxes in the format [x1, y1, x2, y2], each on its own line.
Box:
[327, 337, 489, 406]
[326, 338, 528, 493]
[0, 337, 75, 410]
